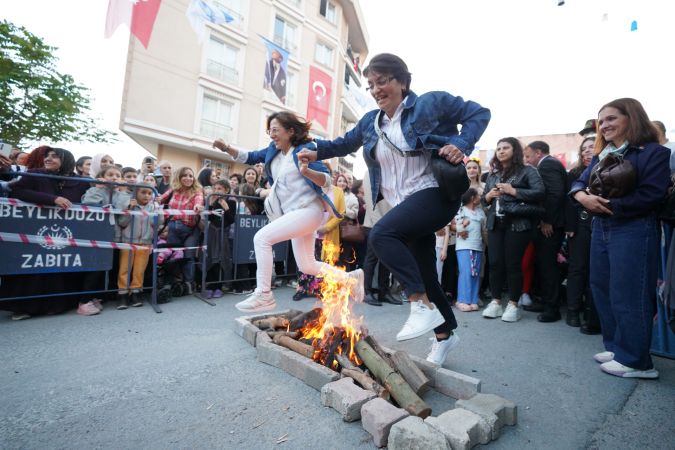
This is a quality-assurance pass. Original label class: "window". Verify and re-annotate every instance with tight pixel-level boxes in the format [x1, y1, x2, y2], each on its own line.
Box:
[273, 16, 297, 51]
[319, 0, 336, 23]
[314, 42, 333, 67]
[214, 0, 245, 28]
[201, 95, 234, 141]
[206, 37, 239, 85]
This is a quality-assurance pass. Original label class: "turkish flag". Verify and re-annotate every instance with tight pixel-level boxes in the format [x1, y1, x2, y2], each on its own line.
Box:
[105, 0, 162, 49]
[554, 153, 567, 168]
[307, 66, 332, 129]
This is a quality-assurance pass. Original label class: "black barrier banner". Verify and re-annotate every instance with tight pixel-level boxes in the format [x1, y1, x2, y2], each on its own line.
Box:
[0, 204, 114, 275]
[233, 214, 288, 264]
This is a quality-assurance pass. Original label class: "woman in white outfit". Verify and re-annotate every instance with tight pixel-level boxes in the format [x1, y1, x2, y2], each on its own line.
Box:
[213, 111, 364, 312]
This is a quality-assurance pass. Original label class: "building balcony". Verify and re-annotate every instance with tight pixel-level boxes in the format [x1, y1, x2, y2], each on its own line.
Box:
[206, 59, 239, 85]
[200, 119, 233, 142]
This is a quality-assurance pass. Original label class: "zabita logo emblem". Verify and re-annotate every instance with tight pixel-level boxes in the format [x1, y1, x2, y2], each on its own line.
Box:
[36, 224, 73, 250]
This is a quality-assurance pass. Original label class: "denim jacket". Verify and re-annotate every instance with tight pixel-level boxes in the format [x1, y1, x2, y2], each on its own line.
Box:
[315, 90, 490, 205]
[244, 140, 342, 218]
[569, 142, 670, 220]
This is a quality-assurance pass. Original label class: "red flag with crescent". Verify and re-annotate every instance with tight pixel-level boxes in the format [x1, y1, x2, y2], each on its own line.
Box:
[307, 65, 332, 129]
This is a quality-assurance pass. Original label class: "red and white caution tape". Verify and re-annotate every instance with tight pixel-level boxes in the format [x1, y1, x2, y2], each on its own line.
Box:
[0, 232, 205, 253]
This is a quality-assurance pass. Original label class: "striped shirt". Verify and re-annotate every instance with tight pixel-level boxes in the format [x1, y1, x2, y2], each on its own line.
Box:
[376, 100, 438, 207]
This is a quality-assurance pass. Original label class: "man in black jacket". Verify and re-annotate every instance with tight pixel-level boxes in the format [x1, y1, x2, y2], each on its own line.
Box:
[524, 141, 568, 322]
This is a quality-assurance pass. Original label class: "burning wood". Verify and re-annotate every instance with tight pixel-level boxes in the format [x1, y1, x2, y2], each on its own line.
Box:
[266, 331, 300, 339]
[253, 317, 289, 330]
[288, 308, 323, 331]
[273, 334, 314, 358]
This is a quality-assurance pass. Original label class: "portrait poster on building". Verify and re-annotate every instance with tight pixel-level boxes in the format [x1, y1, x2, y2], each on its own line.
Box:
[307, 65, 332, 129]
[262, 37, 289, 104]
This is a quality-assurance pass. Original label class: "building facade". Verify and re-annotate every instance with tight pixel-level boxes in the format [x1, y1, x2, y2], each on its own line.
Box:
[119, 0, 370, 178]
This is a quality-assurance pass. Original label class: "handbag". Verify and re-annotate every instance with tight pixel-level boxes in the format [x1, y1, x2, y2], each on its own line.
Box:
[263, 184, 283, 222]
[499, 200, 545, 218]
[339, 219, 365, 243]
[374, 111, 469, 202]
[588, 153, 636, 198]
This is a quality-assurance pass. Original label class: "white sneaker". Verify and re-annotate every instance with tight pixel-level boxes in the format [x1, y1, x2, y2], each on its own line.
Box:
[593, 351, 615, 364]
[396, 302, 446, 341]
[501, 303, 521, 322]
[235, 290, 276, 312]
[600, 360, 659, 379]
[517, 293, 533, 307]
[482, 301, 504, 319]
[347, 269, 365, 303]
[426, 334, 460, 366]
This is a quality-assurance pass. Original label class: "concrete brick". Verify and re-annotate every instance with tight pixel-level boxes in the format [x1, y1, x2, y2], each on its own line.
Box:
[433, 368, 481, 400]
[256, 339, 289, 368]
[388, 416, 450, 450]
[321, 378, 376, 422]
[279, 350, 340, 391]
[361, 398, 409, 447]
[233, 317, 259, 347]
[455, 393, 517, 440]
[426, 408, 491, 449]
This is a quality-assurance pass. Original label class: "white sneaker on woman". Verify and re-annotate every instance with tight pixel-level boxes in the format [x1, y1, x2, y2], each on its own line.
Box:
[501, 303, 521, 322]
[593, 351, 615, 364]
[482, 301, 504, 319]
[426, 334, 460, 365]
[396, 302, 445, 341]
[347, 269, 365, 303]
[235, 290, 276, 312]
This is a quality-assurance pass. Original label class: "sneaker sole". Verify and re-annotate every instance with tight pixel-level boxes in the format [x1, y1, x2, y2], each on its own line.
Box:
[396, 313, 446, 341]
[593, 353, 615, 364]
[501, 313, 521, 323]
[426, 336, 461, 365]
[482, 311, 503, 319]
[235, 302, 277, 313]
[600, 365, 659, 379]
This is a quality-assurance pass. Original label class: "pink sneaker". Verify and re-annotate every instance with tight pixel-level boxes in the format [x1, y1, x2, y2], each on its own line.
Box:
[470, 304, 479, 311]
[77, 301, 101, 316]
[92, 299, 104, 311]
[456, 302, 472, 312]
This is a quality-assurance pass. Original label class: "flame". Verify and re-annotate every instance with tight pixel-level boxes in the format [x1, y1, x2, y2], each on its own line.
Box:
[300, 239, 363, 368]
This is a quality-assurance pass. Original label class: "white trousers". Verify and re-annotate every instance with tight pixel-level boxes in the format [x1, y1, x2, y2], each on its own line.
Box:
[253, 206, 346, 293]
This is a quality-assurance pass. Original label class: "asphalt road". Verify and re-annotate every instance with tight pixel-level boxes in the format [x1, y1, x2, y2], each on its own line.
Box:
[1, 289, 673, 450]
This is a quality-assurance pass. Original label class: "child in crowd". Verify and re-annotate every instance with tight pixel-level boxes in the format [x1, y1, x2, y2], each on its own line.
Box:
[204, 179, 237, 298]
[452, 188, 487, 312]
[79, 166, 131, 315]
[116, 186, 162, 309]
[142, 174, 157, 188]
[121, 167, 138, 192]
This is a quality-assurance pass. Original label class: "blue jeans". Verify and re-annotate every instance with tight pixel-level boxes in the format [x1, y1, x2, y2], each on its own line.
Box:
[370, 188, 460, 334]
[590, 216, 658, 370]
[167, 221, 200, 284]
[456, 250, 482, 305]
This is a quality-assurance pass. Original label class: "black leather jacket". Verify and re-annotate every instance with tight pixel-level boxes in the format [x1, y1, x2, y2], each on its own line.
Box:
[482, 165, 545, 232]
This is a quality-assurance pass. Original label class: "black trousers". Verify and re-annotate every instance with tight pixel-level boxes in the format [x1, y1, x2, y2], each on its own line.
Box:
[534, 227, 565, 309]
[488, 221, 533, 302]
[370, 188, 460, 334]
[566, 218, 599, 325]
[363, 228, 391, 293]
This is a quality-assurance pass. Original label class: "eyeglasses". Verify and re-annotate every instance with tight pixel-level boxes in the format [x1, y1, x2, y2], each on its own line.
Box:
[266, 127, 285, 135]
[366, 76, 395, 92]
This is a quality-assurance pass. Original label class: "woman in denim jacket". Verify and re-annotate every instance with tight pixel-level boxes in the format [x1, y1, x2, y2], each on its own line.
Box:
[570, 98, 670, 379]
[299, 53, 490, 365]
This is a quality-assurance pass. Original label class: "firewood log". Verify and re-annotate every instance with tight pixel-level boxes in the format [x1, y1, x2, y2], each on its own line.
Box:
[273, 334, 314, 359]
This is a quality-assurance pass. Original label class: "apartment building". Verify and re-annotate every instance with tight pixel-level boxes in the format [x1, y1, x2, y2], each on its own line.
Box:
[119, 0, 370, 177]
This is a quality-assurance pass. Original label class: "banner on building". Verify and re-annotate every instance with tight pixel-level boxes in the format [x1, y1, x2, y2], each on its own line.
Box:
[186, 0, 234, 43]
[307, 65, 332, 129]
[261, 37, 289, 104]
[0, 204, 114, 275]
[105, 0, 162, 48]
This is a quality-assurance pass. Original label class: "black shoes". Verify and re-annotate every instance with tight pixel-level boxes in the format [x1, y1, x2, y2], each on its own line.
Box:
[580, 323, 601, 335]
[130, 292, 143, 307]
[537, 309, 562, 323]
[523, 303, 546, 313]
[116, 294, 129, 310]
[379, 291, 403, 305]
[364, 291, 382, 306]
[292, 291, 306, 302]
[566, 310, 581, 327]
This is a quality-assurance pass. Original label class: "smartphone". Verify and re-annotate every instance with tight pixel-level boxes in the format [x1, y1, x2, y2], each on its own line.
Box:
[0, 142, 13, 157]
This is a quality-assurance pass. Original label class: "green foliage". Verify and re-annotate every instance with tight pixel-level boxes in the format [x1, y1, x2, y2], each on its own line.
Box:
[0, 20, 117, 147]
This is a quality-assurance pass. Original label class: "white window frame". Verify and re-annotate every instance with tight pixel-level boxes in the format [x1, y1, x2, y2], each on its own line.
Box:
[319, 0, 337, 24]
[314, 42, 334, 68]
[206, 36, 240, 86]
[285, 70, 299, 110]
[199, 90, 237, 142]
[273, 15, 298, 52]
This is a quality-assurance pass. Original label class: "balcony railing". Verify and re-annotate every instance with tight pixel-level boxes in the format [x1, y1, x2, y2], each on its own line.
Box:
[206, 59, 239, 85]
[200, 119, 233, 141]
[273, 34, 296, 52]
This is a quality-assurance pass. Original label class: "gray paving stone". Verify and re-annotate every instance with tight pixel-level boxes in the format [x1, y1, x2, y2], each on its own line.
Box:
[388, 416, 450, 450]
[455, 393, 517, 440]
[434, 367, 481, 400]
[320, 377, 376, 422]
[256, 339, 288, 368]
[233, 317, 259, 347]
[426, 408, 491, 449]
[361, 398, 409, 447]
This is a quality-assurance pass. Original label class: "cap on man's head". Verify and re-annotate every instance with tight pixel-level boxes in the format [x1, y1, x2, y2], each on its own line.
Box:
[579, 119, 597, 136]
